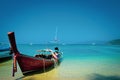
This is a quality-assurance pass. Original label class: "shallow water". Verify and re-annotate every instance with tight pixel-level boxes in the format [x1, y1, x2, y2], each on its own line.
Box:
[0, 44, 120, 80]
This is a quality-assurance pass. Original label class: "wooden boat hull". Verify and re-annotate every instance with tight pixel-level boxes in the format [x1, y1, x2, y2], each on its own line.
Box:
[7, 32, 62, 76]
[16, 54, 55, 75]
[0, 55, 12, 63]
[0, 48, 12, 63]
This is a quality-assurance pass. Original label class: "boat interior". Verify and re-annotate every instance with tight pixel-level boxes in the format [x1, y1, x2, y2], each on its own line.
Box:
[35, 54, 53, 59]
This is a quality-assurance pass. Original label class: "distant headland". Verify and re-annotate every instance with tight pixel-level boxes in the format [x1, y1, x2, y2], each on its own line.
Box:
[107, 39, 120, 45]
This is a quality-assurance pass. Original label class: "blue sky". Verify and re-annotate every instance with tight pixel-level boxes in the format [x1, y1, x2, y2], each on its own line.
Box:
[0, 0, 120, 44]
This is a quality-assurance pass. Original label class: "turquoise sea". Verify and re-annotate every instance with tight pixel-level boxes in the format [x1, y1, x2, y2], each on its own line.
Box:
[0, 44, 120, 80]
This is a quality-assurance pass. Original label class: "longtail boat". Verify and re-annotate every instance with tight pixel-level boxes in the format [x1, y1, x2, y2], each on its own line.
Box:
[0, 47, 12, 62]
[0, 47, 10, 52]
[8, 32, 63, 76]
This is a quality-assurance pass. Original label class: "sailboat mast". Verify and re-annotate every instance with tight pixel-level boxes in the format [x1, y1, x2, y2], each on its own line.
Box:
[54, 27, 58, 42]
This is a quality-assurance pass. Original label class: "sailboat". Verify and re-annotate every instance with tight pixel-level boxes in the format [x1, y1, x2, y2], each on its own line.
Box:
[48, 27, 58, 44]
[48, 27, 64, 45]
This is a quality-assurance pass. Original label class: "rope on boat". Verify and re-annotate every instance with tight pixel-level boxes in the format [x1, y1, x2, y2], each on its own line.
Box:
[12, 54, 17, 77]
[43, 59, 45, 73]
[52, 58, 57, 68]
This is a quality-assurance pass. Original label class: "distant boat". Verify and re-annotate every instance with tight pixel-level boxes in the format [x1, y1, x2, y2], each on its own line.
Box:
[48, 27, 64, 45]
[8, 32, 63, 76]
[92, 42, 96, 45]
[0, 47, 12, 63]
[29, 43, 33, 45]
[48, 27, 59, 44]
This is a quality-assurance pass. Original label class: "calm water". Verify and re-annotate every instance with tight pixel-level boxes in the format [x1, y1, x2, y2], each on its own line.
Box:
[0, 44, 120, 80]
